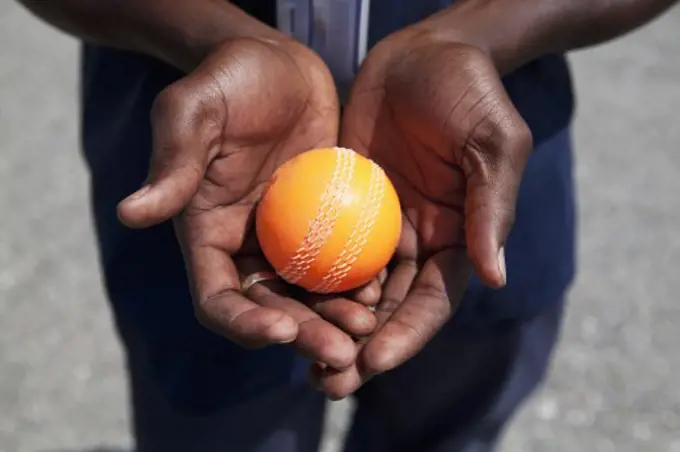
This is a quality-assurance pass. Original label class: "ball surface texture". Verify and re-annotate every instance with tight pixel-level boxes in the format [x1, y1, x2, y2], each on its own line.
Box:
[256, 147, 402, 293]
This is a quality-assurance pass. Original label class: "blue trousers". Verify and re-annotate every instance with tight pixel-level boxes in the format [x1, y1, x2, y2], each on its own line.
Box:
[85, 87, 574, 450]
[93, 134, 574, 451]
[80, 38, 576, 450]
[114, 295, 564, 452]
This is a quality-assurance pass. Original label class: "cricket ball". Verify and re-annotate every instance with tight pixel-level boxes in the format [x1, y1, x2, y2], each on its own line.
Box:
[255, 147, 402, 294]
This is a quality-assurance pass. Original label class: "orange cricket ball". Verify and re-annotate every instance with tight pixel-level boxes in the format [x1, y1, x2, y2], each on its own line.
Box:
[255, 147, 402, 294]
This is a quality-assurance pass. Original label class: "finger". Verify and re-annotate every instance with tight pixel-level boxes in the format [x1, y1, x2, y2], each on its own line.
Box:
[462, 113, 532, 288]
[197, 290, 298, 348]
[314, 260, 417, 399]
[240, 257, 359, 369]
[295, 278, 381, 337]
[248, 282, 359, 369]
[377, 268, 388, 286]
[191, 249, 298, 348]
[361, 249, 471, 376]
[307, 296, 377, 337]
[309, 362, 366, 401]
[291, 276, 382, 307]
[346, 277, 382, 306]
[374, 260, 418, 325]
[118, 75, 225, 228]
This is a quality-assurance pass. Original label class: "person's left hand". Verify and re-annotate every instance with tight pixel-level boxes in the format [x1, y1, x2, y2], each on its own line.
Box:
[311, 29, 534, 399]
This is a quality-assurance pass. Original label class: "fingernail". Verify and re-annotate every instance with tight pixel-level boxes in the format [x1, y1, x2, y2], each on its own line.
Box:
[497, 247, 507, 286]
[126, 184, 151, 202]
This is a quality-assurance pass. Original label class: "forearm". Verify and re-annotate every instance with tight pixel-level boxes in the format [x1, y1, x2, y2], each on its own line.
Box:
[417, 0, 678, 74]
[17, 0, 282, 72]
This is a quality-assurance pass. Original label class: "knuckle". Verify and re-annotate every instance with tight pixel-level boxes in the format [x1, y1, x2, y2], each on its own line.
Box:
[192, 296, 245, 345]
[499, 122, 533, 177]
[193, 299, 213, 330]
[151, 84, 189, 121]
[466, 116, 503, 163]
[502, 119, 533, 155]
[414, 280, 448, 301]
[192, 299, 228, 339]
[469, 112, 532, 156]
[375, 297, 401, 315]
[465, 115, 533, 181]
[192, 292, 272, 349]
[151, 79, 224, 146]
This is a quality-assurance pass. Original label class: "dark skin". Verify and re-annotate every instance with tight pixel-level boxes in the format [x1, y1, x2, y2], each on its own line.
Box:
[19, 0, 678, 400]
[131, 38, 382, 370]
[19, 0, 382, 371]
[309, 0, 678, 397]
[311, 35, 532, 398]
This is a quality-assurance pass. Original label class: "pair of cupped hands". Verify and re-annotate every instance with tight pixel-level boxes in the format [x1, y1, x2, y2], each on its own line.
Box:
[116, 22, 533, 400]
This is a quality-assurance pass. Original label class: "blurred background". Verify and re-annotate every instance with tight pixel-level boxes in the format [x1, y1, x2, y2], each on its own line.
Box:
[1, 2, 679, 452]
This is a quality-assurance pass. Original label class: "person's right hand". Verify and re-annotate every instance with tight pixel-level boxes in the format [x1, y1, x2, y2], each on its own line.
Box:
[116, 36, 379, 370]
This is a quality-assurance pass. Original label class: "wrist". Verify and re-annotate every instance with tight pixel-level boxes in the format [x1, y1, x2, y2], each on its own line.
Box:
[407, 0, 678, 75]
[143, 3, 288, 73]
[20, 0, 290, 74]
[406, 1, 540, 76]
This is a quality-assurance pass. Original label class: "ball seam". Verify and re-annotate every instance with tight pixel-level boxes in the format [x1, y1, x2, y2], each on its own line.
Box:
[278, 147, 356, 284]
[312, 159, 386, 293]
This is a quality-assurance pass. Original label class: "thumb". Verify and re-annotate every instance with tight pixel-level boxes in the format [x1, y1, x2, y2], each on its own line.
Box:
[117, 78, 224, 228]
[463, 115, 532, 288]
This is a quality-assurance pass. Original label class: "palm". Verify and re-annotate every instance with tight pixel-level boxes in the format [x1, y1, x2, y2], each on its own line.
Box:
[182, 39, 339, 270]
[120, 38, 377, 370]
[337, 41, 475, 377]
[341, 78, 467, 265]
[344, 38, 533, 284]
[314, 38, 532, 398]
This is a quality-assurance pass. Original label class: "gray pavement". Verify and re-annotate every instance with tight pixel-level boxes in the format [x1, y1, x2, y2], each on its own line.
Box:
[1, 3, 680, 452]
